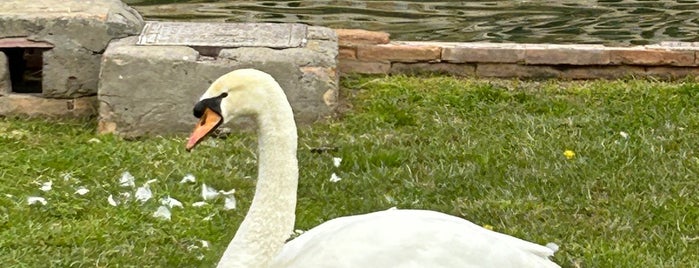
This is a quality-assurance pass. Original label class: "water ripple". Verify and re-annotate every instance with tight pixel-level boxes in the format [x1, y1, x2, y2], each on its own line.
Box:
[127, 0, 699, 44]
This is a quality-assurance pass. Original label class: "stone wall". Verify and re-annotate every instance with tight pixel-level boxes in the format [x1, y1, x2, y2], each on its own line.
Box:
[336, 29, 699, 79]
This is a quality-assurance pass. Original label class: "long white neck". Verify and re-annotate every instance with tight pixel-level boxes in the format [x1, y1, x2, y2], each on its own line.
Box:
[217, 91, 298, 268]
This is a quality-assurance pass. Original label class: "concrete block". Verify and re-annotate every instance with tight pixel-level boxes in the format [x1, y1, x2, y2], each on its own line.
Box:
[0, 0, 144, 98]
[98, 29, 338, 137]
[560, 66, 645, 79]
[525, 45, 610, 65]
[0, 52, 9, 95]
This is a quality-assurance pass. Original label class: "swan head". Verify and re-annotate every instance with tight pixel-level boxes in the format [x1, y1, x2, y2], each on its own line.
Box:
[185, 68, 281, 151]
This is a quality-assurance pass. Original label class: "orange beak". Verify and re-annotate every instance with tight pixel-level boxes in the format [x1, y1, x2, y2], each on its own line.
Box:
[186, 107, 223, 151]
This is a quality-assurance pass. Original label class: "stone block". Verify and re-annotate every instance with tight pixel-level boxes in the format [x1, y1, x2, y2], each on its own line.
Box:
[442, 43, 525, 63]
[525, 45, 610, 65]
[390, 62, 476, 76]
[357, 44, 441, 62]
[0, 93, 96, 117]
[99, 28, 338, 137]
[0, 0, 144, 98]
[560, 66, 645, 79]
[335, 29, 390, 46]
[610, 48, 696, 66]
[0, 52, 9, 95]
[338, 59, 390, 74]
[476, 63, 561, 79]
[338, 47, 357, 59]
[645, 67, 699, 79]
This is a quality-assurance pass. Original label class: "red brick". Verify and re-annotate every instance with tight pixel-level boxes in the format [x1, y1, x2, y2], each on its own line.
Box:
[610, 49, 696, 66]
[338, 59, 390, 74]
[357, 44, 441, 62]
[334, 29, 390, 46]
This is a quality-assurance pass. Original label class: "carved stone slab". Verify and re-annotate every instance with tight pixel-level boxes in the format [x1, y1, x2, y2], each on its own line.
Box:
[137, 21, 308, 48]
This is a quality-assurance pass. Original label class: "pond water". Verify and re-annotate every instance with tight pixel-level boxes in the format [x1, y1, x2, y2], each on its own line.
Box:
[125, 0, 699, 45]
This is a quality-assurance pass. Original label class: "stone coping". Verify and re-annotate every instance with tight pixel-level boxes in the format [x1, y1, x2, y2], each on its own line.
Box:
[335, 29, 699, 78]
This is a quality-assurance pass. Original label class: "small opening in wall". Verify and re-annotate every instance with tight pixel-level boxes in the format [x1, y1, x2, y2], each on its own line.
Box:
[0, 47, 47, 94]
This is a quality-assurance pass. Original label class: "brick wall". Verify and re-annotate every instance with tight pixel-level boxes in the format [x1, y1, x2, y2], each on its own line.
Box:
[335, 29, 699, 79]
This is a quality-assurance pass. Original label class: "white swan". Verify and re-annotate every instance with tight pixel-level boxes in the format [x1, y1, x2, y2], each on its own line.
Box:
[185, 69, 561, 268]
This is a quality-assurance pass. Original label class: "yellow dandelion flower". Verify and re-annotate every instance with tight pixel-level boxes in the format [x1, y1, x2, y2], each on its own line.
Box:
[563, 150, 575, 159]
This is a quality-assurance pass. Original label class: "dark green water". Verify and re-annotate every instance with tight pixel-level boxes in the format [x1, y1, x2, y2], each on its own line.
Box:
[124, 0, 699, 45]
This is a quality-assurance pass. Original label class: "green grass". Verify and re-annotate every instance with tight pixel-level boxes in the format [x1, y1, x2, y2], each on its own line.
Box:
[1, 75, 698, 267]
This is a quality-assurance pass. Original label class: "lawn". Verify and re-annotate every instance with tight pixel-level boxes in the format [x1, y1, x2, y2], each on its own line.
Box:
[0, 75, 698, 267]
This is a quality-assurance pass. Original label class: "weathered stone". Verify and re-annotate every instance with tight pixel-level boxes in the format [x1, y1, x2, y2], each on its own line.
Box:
[390, 62, 475, 76]
[338, 59, 390, 74]
[219, 40, 337, 68]
[645, 67, 699, 79]
[338, 47, 357, 59]
[0, 52, 9, 95]
[307, 26, 338, 42]
[0, 93, 96, 117]
[42, 46, 102, 98]
[525, 45, 610, 65]
[610, 48, 696, 66]
[476, 63, 561, 78]
[138, 21, 307, 49]
[0, 0, 144, 98]
[335, 29, 390, 46]
[99, 32, 338, 137]
[0, 0, 143, 52]
[561, 66, 645, 79]
[357, 44, 441, 62]
[442, 43, 525, 63]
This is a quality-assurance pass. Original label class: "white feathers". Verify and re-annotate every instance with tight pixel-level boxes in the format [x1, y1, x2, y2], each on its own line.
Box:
[329, 173, 342, 183]
[192, 201, 208, 207]
[201, 184, 220, 200]
[27, 196, 47, 206]
[545, 242, 560, 252]
[161, 196, 183, 208]
[153, 205, 172, 220]
[135, 184, 153, 203]
[107, 194, 118, 207]
[224, 195, 237, 211]
[39, 181, 52, 192]
[332, 157, 342, 167]
[180, 174, 196, 184]
[119, 172, 136, 188]
[74, 186, 89, 196]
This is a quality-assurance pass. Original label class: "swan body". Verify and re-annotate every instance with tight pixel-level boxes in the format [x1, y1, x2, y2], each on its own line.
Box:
[186, 69, 560, 268]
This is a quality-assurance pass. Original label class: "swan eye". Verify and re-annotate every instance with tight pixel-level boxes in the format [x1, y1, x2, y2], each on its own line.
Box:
[193, 92, 228, 118]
